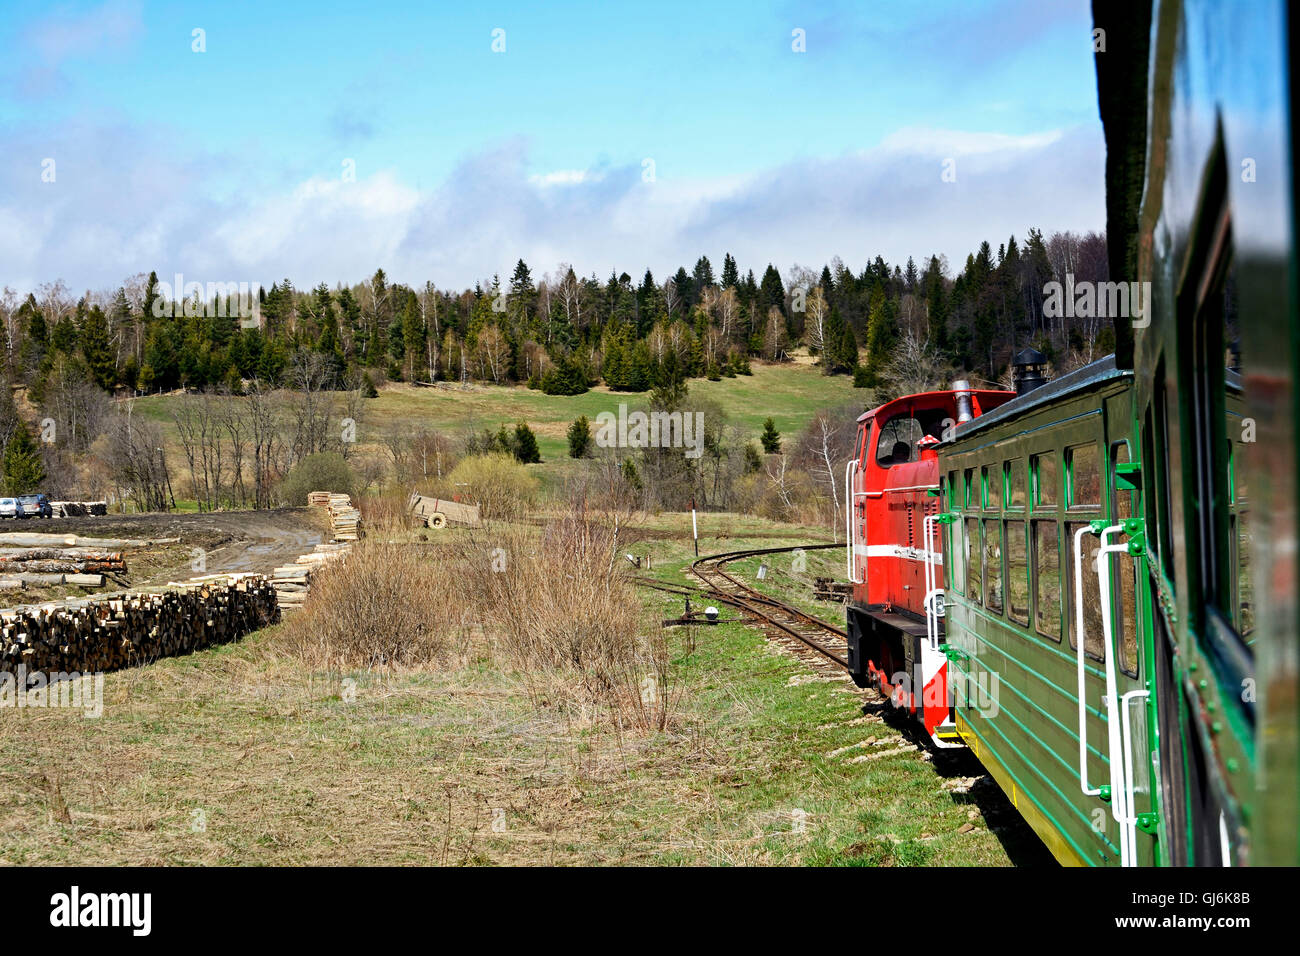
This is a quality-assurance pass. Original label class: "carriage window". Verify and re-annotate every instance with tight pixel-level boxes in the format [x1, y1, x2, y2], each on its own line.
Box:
[1066, 521, 1104, 659]
[1115, 549, 1141, 677]
[948, 470, 959, 510]
[1067, 443, 1101, 508]
[984, 519, 1003, 614]
[965, 517, 982, 606]
[1034, 520, 1062, 640]
[983, 465, 1000, 511]
[1006, 458, 1026, 508]
[964, 469, 974, 508]
[1006, 519, 1029, 625]
[1033, 453, 1058, 508]
[1112, 441, 1135, 521]
[1231, 433, 1254, 642]
[951, 518, 965, 594]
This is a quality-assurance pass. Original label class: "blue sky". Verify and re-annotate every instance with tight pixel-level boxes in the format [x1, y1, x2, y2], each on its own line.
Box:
[0, 0, 1106, 293]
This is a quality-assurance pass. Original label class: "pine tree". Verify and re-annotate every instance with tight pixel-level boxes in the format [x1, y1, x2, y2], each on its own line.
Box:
[3, 424, 46, 495]
[513, 422, 541, 463]
[692, 255, 715, 292]
[80, 304, 116, 388]
[567, 415, 592, 458]
[760, 417, 781, 454]
[721, 253, 739, 289]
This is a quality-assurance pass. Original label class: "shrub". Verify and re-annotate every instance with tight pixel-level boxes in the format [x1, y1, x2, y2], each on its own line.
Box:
[540, 357, 589, 395]
[513, 422, 541, 463]
[443, 452, 539, 521]
[568, 415, 593, 458]
[278, 452, 356, 506]
[284, 542, 464, 667]
[464, 515, 674, 730]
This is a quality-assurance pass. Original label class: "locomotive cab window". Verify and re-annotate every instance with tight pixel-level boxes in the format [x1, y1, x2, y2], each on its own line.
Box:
[875, 410, 952, 467]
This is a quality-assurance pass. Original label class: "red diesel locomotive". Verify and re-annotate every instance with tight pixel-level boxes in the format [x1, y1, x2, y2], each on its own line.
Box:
[844, 382, 1015, 745]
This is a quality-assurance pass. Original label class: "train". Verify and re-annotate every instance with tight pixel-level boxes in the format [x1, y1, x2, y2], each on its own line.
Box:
[843, 0, 1296, 866]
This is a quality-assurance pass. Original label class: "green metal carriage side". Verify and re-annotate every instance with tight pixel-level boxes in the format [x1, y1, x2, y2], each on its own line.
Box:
[939, 359, 1158, 865]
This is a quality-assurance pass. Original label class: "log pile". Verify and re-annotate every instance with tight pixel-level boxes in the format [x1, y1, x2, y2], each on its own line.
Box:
[0, 540, 132, 591]
[50, 501, 109, 517]
[0, 573, 279, 675]
[309, 491, 361, 542]
[269, 542, 352, 611]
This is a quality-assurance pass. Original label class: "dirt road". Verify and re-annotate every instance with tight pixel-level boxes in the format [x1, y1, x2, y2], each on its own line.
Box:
[11, 508, 327, 589]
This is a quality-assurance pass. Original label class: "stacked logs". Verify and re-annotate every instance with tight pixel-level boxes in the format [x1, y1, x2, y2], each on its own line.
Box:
[309, 491, 361, 542]
[0, 543, 131, 591]
[50, 501, 109, 517]
[270, 543, 352, 610]
[0, 573, 280, 675]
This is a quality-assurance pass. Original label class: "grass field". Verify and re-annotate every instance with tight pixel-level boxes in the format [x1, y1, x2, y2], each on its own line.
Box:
[0, 511, 1045, 866]
[129, 359, 868, 493]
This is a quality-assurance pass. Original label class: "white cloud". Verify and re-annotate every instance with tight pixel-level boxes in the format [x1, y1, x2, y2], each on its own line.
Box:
[1, 120, 1104, 295]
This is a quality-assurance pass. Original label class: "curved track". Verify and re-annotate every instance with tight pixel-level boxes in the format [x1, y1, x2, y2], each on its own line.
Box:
[637, 543, 850, 668]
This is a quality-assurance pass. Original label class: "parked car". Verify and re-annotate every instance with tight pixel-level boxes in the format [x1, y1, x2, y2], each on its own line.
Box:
[16, 494, 52, 518]
[0, 498, 17, 519]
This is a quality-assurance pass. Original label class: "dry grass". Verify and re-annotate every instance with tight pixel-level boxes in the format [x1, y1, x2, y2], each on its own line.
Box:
[461, 510, 674, 731]
[283, 542, 468, 668]
[283, 500, 673, 732]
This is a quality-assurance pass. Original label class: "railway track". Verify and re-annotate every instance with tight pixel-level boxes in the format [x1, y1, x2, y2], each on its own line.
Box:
[637, 543, 850, 669]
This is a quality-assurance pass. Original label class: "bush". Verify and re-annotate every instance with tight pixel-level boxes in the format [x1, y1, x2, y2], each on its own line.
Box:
[443, 452, 539, 521]
[284, 542, 464, 667]
[278, 452, 356, 506]
[540, 357, 589, 395]
[513, 422, 541, 463]
[568, 415, 592, 458]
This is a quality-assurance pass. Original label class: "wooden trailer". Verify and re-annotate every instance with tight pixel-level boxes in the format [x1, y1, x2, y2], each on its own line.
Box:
[407, 493, 481, 529]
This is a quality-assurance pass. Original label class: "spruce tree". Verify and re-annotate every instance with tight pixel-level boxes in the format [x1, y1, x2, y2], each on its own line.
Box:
[760, 417, 781, 454]
[3, 424, 46, 495]
[80, 305, 116, 389]
[567, 415, 592, 458]
[513, 422, 541, 463]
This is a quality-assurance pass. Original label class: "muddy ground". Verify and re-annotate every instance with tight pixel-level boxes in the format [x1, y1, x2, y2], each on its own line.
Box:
[1, 508, 328, 602]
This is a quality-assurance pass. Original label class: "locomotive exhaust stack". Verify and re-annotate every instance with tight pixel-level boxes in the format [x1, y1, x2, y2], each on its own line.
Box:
[1011, 347, 1049, 396]
[953, 381, 974, 423]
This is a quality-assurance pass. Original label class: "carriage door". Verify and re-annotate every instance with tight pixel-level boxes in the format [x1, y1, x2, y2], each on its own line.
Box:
[1103, 432, 1159, 867]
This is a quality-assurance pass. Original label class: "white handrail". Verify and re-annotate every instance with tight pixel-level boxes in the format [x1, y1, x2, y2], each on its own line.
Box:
[1074, 525, 1102, 797]
[1119, 689, 1150, 856]
[1096, 524, 1133, 866]
[844, 460, 858, 583]
[923, 513, 944, 650]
